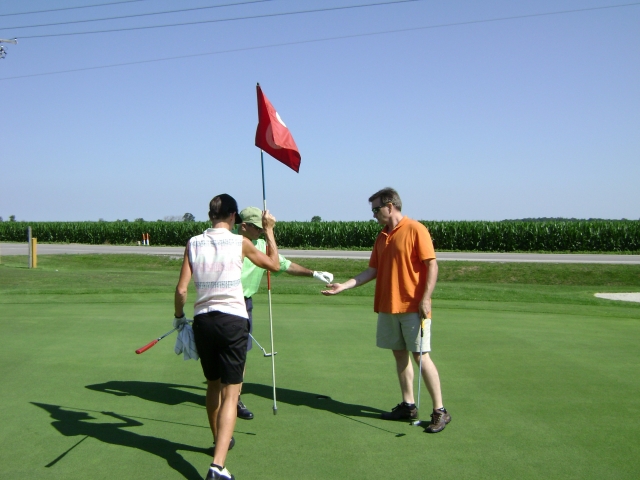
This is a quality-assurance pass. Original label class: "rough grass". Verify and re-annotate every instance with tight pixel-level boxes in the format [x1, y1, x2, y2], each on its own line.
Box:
[2, 255, 639, 309]
[3, 254, 640, 286]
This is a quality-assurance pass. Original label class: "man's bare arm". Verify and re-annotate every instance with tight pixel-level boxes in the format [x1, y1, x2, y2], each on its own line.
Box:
[419, 259, 438, 319]
[321, 267, 377, 295]
[285, 262, 313, 276]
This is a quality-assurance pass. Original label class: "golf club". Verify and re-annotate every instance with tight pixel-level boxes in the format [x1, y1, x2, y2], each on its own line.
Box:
[412, 317, 426, 426]
[135, 327, 178, 354]
[250, 333, 276, 357]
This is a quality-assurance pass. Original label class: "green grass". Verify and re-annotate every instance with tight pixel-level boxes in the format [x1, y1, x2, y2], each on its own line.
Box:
[0, 256, 639, 479]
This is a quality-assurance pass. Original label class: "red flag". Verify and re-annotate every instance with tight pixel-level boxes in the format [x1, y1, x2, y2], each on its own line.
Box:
[255, 84, 301, 173]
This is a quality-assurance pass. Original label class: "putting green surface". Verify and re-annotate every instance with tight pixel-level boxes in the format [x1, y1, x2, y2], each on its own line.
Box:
[0, 256, 639, 479]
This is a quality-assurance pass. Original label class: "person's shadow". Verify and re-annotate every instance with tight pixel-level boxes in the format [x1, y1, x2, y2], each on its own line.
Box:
[241, 383, 405, 436]
[86, 381, 206, 407]
[86, 380, 384, 419]
[84, 381, 401, 435]
[32, 403, 209, 480]
[241, 382, 385, 418]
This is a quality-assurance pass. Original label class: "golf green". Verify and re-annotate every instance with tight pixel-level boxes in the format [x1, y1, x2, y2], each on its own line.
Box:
[0, 255, 638, 479]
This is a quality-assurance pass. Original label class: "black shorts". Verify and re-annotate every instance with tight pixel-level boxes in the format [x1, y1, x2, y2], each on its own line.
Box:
[193, 311, 249, 385]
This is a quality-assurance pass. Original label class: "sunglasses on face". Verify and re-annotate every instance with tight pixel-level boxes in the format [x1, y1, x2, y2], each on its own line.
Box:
[372, 203, 390, 214]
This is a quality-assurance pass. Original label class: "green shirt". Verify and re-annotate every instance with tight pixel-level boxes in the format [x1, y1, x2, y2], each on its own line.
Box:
[241, 238, 291, 298]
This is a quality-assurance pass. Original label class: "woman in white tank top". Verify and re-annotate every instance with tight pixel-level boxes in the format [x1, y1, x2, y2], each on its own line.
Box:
[173, 193, 280, 480]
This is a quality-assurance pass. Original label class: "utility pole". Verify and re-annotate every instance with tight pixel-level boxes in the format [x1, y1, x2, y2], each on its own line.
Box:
[0, 38, 18, 59]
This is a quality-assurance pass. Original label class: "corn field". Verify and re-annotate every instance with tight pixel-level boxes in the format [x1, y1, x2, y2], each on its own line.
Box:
[0, 220, 638, 252]
[0, 222, 206, 247]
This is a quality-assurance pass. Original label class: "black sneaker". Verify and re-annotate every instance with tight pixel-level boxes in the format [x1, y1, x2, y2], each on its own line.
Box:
[205, 464, 234, 480]
[380, 402, 418, 421]
[424, 408, 451, 433]
[212, 436, 235, 454]
[237, 399, 254, 420]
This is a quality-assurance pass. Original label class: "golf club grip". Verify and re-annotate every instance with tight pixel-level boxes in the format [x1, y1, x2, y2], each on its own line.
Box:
[135, 339, 158, 354]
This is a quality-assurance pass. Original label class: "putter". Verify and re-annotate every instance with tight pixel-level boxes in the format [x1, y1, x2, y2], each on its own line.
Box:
[250, 333, 276, 357]
[412, 318, 426, 426]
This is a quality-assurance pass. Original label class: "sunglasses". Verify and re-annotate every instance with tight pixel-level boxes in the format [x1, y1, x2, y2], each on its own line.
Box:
[372, 203, 390, 214]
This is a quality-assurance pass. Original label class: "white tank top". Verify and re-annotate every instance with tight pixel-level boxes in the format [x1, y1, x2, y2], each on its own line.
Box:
[188, 228, 248, 318]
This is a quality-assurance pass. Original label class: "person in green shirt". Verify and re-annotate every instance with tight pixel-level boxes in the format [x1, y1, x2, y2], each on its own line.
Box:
[235, 206, 334, 420]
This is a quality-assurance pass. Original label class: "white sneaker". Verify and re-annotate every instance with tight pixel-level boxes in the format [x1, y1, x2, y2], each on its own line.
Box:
[205, 465, 234, 480]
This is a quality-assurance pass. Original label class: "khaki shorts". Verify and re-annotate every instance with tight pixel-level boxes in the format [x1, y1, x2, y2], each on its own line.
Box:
[376, 312, 431, 352]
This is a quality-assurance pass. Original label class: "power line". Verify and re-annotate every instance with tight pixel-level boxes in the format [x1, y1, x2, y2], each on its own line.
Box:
[1, 1, 638, 81]
[2, 0, 275, 30]
[9, 0, 423, 39]
[0, 0, 151, 18]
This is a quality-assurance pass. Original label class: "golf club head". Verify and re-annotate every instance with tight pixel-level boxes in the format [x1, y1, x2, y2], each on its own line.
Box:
[263, 351, 277, 357]
[411, 419, 422, 427]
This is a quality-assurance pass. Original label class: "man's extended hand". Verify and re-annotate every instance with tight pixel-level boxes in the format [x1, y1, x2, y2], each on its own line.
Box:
[321, 283, 348, 296]
[313, 271, 334, 284]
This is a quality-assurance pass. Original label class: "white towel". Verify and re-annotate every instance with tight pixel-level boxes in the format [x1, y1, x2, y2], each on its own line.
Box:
[174, 323, 199, 361]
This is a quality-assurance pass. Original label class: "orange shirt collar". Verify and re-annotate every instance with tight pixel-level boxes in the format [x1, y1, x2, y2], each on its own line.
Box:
[381, 215, 407, 237]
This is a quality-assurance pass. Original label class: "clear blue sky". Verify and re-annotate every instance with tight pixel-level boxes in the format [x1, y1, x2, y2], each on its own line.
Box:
[1, 0, 638, 222]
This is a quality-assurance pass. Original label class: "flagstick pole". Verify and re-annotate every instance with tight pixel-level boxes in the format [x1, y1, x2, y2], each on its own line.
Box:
[261, 149, 278, 416]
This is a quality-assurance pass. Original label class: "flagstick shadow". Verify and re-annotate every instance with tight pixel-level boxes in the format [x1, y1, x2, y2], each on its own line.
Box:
[45, 435, 89, 467]
[33, 403, 208, 480]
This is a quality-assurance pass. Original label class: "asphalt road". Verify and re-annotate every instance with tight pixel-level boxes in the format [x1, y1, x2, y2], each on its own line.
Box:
[2, 243, 639, 264]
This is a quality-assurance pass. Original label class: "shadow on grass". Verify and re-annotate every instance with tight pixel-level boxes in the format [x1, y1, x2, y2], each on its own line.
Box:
[86, 381, 206, 407]
[87, 380, 384, 419]
[32, 402, 208, 480]
[84, 381, 403, 436]
[242, 382, 385, 418]
[242, 383, 405, 436]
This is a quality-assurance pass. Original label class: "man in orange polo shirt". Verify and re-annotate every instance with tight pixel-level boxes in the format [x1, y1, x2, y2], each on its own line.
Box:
[322, 187, 451, 433]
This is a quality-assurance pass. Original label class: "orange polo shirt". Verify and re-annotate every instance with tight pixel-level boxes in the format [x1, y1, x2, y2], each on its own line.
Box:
[369, 217, 436, 314]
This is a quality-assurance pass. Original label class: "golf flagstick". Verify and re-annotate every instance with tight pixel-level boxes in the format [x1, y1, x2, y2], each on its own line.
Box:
[261, 149, 278, 415]
[255, 84, 301, 415]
